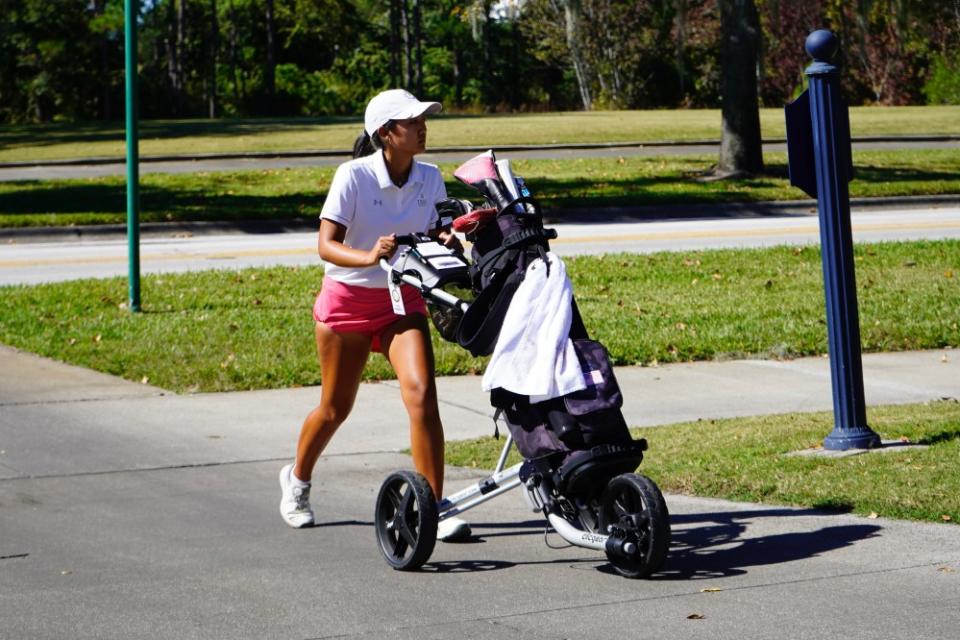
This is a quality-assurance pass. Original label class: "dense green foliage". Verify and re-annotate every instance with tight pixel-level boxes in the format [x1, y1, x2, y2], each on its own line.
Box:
[0, 241, 956, 392]
[924, 52, 960, 105]
[1, 0, 958, 123]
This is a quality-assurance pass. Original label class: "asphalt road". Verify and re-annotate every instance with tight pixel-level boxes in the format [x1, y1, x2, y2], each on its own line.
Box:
[2, 200, 959, 286]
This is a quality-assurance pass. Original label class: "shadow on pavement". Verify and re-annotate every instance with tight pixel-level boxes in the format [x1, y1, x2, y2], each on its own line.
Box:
[421, 510, 882, 579]
[311, 519, 374, 529]
[468, 519, 548, 540]
[655, 508, 882, 580]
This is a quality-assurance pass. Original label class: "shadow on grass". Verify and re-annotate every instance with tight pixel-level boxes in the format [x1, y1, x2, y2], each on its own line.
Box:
[2, 161, 957, 227]
[652, 508, 881, 580]
[854, 164, 960, 183]
[918, 429, 960, 446]
[0, 180, 322, 224]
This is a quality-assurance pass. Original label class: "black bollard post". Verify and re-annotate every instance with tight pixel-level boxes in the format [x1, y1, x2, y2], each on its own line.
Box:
[801, 29, 881, 450]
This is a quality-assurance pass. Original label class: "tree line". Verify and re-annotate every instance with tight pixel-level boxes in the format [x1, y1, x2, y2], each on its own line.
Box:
[1, 0, 958, 124]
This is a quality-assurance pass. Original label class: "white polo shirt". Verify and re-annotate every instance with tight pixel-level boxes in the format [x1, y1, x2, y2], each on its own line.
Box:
[320, 150, 447, 287]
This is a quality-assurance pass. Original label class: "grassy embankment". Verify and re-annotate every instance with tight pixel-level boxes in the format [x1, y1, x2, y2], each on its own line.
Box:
[1, 240, 955, 393]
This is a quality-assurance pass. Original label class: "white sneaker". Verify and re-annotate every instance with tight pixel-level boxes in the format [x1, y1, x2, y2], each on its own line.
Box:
[437, 517, 471, 542]
[279, 463, 314, 528]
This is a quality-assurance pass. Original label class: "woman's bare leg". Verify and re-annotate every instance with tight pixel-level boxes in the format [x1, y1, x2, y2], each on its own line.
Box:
[381, 314, 445, 500]
[294, 322, 371, 482]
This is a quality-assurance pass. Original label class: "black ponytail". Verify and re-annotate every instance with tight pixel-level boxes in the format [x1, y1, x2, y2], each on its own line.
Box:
[352, 131, 376, 158]
[352, 121, 393, 158]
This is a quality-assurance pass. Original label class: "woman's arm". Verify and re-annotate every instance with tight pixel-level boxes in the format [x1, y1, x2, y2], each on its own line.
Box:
[317, 219, 397, 267]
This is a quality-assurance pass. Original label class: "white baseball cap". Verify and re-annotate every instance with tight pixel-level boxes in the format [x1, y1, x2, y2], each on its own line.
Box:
[364, 89, 442, 137]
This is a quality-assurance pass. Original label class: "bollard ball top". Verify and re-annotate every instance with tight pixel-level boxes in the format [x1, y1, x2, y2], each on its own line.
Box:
[806, 29, 839, 62]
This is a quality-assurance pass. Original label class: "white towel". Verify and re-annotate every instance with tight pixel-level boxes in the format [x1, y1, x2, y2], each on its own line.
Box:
[481, 252, 586, 400]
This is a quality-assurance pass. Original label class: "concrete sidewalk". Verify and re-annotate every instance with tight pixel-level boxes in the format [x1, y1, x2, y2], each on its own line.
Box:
[1, 345, 958, 638]
[1, 345, 956, 479]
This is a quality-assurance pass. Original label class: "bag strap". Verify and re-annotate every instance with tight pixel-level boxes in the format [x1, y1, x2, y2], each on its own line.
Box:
[455, 266, 525, 357]
[469, 225, 555, 287]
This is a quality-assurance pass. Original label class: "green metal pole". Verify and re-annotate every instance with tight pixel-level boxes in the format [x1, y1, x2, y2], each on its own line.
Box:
[124, 0, 141, 312]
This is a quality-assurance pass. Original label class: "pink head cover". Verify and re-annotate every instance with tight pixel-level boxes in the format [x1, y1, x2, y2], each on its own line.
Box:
[453, 150, 499, 186]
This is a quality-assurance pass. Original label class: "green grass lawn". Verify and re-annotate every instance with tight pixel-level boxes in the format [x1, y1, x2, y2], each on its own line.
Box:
[444, 400, 960, 524]
[2, 106, 958, 163]
[0, 241, 956, 393]
[2, 148, 959, 228]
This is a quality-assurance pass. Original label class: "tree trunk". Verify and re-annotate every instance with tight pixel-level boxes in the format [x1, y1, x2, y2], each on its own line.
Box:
[453, 46, 463, 106]
[482, 0, 492, 109]
[562, 0, 592, 110]
[510, 17, 520, 109]
[389, 0, 401, 87]
[227, 5, 240, 106]
[718, 0, 764, 175]
[400, 0, 412, 90]
[166, 0, 185, 117]
[96, 0, 113, 120]
[414, 0, 423, 96]
[265, 0, 276, 111]
[208, 0, 219, 118]
[675, 0, 688, 99]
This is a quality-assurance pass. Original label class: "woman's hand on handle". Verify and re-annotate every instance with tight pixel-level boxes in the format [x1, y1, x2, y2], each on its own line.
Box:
[366, 234, 398, 266]
[318, 220, 399, 268]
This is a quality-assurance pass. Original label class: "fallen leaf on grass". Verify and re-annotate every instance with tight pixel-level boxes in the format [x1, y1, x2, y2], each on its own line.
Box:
[899, 435, 911, 443]
[867, 512, 879, 519]
[140, 376, 150, 385]
[942, 515, 953, 522]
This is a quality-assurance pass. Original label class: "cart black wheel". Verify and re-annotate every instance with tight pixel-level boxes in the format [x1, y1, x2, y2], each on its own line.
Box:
[374, 471, 438, 571]
[599, 473, 670, 579]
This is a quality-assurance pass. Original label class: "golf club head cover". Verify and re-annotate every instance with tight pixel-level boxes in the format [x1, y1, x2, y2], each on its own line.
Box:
[451, 206, 498, 236]
[453, 150, 514, 211]
[435, 198, 473, 229]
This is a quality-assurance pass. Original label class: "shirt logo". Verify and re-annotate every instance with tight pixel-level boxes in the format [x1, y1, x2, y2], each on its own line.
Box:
[373, 199, 383, 206]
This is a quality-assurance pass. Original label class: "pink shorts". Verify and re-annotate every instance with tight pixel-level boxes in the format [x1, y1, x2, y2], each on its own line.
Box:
[313, 276, 427, 353]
